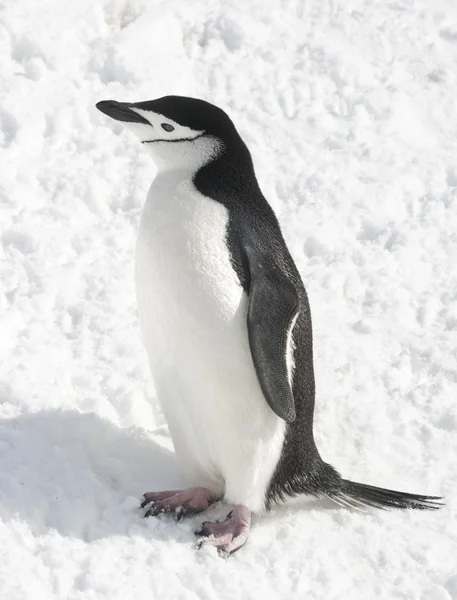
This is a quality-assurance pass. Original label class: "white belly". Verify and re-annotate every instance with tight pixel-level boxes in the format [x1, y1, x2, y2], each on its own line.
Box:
[135, 172, 285, 512]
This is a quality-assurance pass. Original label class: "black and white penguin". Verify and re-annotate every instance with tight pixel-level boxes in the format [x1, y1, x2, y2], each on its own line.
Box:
[96, 96, 442, 556]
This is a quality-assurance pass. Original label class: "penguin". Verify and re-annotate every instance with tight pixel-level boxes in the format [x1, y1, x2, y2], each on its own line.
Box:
[96, 96, 443, 556]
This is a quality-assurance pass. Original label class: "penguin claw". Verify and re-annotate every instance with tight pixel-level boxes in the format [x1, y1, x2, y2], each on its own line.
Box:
[175, 506, 193, 522]
[194, 522, 205, 535]
[140, 497, 153, 509]
[144, 503, 164, 518]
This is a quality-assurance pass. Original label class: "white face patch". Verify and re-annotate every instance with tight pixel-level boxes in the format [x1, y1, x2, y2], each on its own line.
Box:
[130, 108, 204, 143]
[120, 108, 222, 172]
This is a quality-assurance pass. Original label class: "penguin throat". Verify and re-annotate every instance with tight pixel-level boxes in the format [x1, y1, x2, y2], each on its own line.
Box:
[143, 135, 223, 174]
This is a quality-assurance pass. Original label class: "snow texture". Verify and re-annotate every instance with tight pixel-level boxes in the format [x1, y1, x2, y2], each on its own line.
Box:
[1, 0, 456, 597]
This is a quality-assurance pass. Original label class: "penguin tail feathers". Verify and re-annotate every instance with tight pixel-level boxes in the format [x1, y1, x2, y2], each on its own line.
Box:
[329, 479, 444, 511]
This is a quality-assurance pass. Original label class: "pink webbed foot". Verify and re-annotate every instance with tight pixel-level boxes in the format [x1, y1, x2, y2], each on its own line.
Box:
[195, 504, 251, 557]
[141, 487, 220, 521]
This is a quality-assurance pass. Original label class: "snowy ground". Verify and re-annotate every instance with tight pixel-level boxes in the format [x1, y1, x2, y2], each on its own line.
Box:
[1, 0, 457, 597]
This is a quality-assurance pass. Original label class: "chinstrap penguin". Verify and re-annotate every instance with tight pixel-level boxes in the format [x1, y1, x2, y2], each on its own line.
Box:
[96, 96, 443, 556]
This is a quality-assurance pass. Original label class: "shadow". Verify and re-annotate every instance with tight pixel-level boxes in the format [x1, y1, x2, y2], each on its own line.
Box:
[0, 409, 187, 542]
[0, 409, 362, 547]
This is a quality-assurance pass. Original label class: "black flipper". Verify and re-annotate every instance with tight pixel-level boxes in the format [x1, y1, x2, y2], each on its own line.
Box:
[330, 479, 444, 510]
[245, 246, 299, 423]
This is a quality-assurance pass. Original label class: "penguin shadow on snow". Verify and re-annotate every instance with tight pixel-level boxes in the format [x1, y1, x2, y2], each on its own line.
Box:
[0, 409, 200, 543]
[0, 409, 376, 547]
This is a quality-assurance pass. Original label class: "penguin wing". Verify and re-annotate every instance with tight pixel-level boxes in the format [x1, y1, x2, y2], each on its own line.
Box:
[245, 246, 299, 423]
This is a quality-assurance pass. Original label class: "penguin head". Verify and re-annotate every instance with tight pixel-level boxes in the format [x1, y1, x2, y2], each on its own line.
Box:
[96, 96, 238, 172]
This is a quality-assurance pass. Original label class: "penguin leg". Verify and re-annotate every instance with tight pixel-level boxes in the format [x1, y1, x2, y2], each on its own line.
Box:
[141, 487, 221, 521]
[195, 505, 251, 557]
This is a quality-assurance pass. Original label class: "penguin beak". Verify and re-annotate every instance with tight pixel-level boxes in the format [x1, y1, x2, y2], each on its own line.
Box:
[96, 100, 150, 125]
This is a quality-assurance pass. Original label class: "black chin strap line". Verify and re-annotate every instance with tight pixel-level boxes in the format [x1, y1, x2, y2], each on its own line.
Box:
[142, 133, 205, 144]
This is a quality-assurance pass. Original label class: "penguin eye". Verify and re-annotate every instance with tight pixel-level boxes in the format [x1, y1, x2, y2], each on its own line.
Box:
[161, 123, 174, 132]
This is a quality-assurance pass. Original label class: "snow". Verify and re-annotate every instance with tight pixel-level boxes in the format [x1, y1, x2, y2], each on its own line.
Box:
[1, 0, 456, 596]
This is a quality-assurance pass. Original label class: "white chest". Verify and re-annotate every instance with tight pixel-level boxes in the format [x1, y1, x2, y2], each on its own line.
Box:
[135, 173, 243, 350]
